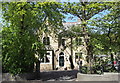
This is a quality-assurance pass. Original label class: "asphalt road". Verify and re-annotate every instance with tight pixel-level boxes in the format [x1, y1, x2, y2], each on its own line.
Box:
[39, 70, 78, 81]
[1, 70, 120, 83]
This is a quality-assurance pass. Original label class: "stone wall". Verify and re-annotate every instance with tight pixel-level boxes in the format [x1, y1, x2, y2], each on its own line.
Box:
[77, 73, 120, 81]
[2, 72, 40, 81]
[40, 63, 52, 71]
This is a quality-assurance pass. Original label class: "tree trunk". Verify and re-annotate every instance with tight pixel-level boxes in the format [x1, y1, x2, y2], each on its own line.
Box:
[110, 49, 114, 70]
[80, 2, 93, 74]
[69, 37, 74, 69]
[36, 59, 40, 72]
[52, 51, 55, 70]
[82, 24, 92, 74]
[108, 27, 114, 70]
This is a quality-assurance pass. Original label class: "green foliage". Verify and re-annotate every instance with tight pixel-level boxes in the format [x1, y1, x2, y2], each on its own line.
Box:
[89, 2, 120, 55]
[81, 66, 88, 74]
[2, 2, 64, 75]
[62, 2, 119, 73]
[2, 2, 40, 75]
[63, 2, 110, 20]
[2, 27, 36, 74]
[62, 2, 112, 52]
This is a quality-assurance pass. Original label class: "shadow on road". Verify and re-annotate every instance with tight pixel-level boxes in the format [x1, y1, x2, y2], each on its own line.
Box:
[39, 70, 78, 81]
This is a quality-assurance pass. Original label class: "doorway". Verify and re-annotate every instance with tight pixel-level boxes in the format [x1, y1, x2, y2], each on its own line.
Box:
[59, 52, 64, 67]
[59, 56, 64, 66]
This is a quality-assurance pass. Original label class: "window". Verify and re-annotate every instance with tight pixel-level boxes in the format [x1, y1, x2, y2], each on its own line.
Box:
[75, 37, 82, 45]
[75, 53, 79, 63]
[43, 37, 50, 45]
[75, 53, 82, 62]
[41, 53, 51, 63]
[41, 56, 50, 63]
[62, 39, 65, 46]
[58, 37, 65, 47]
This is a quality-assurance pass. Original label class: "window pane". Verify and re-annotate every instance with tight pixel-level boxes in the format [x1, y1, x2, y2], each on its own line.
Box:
[62, 39, 65, 46]
[75, 53, 79, 62]
[43, 37, 46, 45]
[59, 56, 64, 66]
[45, 56, 50, 63]
[47, 37, 50, 45]
[43, 37, 50, 45]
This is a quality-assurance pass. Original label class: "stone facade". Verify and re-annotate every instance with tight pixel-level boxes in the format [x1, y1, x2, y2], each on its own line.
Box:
[40, 21, 87, 71]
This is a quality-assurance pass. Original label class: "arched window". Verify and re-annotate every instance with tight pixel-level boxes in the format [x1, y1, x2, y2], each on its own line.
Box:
[59, 52, 64, 66]
[59, 56, 64, 66]
[59, 52, 64, 55]
[43, 37, 50, 45]
[62, 39, 65, 46]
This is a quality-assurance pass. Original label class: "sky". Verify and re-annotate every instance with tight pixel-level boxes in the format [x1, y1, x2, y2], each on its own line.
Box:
[63, 13, 78, 22]
[64, 9, 110, 22]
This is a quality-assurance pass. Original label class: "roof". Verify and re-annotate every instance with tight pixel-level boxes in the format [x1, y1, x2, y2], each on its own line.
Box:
[63, 21, 81, 27]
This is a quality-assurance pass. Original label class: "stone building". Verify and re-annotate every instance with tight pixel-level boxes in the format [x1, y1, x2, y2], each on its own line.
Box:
[40, 20, 87, 71]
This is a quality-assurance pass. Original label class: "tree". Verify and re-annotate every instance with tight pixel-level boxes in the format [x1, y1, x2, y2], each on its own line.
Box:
[0, 2, 2, 73]
[62, 1, 111, 73]
[89, 2, 120, 70]
[2, 2, 43, 74]
[2, 2, 64, 75]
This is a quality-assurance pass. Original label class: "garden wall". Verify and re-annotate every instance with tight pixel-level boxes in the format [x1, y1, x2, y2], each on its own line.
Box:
[2, 72, 40, 81]
[77, 73, 120, 81]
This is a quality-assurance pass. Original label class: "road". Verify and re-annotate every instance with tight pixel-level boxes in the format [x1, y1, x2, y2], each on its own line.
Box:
[39, 70, 78, 81]
[1, 70, 120, 83]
